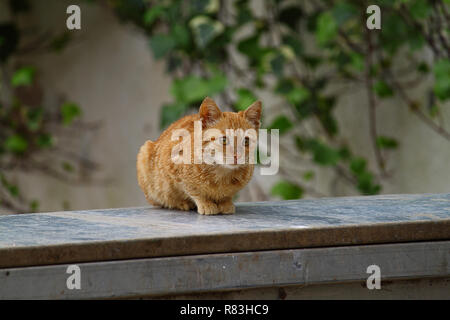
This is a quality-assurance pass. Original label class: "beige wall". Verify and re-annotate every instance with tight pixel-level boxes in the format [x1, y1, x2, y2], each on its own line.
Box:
[2, 0, 449, 213]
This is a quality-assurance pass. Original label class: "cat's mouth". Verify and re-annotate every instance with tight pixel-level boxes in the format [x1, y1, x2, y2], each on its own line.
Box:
[222, 160, 248, 169]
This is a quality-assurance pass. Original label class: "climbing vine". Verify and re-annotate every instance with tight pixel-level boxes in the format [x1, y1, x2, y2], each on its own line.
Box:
[108, 0, 449, 199]
[0, 0, 99, 212]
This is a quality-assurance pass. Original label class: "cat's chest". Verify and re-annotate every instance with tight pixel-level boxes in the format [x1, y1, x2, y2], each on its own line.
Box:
[205, 176, 244, 188]
[208, 170, 251, 191]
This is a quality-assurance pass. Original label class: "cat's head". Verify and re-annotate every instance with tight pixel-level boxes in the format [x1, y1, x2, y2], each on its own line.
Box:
[199, 97, 261, 169]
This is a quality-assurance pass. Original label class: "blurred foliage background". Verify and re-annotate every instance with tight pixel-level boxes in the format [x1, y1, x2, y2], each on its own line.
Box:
[110, 0, 450, 199]
[0, 0, 449, 212]
[0, 0, 100, 212]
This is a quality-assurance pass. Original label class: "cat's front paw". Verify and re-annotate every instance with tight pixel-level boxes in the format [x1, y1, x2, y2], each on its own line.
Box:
[196, 202, 220, 215]
[177, 201, 196, 211]
[218, 201, 235, 214]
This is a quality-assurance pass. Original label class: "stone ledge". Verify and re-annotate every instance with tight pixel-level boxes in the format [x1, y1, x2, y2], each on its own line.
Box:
[0, 193, 449, 268]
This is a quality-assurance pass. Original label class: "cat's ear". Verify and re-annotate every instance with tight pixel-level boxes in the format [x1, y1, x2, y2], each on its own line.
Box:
[199, 97, 222, 127]
[243, 100, 262, 128]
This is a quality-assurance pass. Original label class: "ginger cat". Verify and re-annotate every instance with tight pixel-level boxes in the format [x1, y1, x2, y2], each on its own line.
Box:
[137, 97, 261, 215]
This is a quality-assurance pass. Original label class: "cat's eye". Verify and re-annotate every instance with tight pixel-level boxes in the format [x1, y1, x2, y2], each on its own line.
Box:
[220, 136, 228, 145]
[243, 137, 250, 146]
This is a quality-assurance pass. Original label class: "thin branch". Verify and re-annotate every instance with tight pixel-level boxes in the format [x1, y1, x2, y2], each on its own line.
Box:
[365, 30, 386, 175]
[53, 147, 100, 171]
[431, 1, 450, 55]
[26, 159, 109, 186]
[388, 74, 450, 142]
[16, 30, 53, 55]
[334, 164, 357, 186]
[338, 30, 366, 55]
[0, 196, 28, 214]
[398, 4, 446, 58]
[438, 0, 450, 23]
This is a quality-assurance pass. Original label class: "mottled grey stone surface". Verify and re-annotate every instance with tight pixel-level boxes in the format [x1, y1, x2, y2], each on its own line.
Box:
[0, 193, 449, 268]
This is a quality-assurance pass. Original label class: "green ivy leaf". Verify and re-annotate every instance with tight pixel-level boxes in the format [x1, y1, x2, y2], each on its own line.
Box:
[349, 53, 364, 71]
[429, 105, 439, 118]
[338, 146, 351, 160]
[304, 139, 341, 166]
[376, 136, 398, 149]
[275, 79, 310, 105]
[143, 4, 165, 26]
[417, 62, 429, 73]
[7, 185, 19, 197]
[166, 55, 182, 72]
[356, 171, 381, 195]
[269, 53, 284, 77]
[50, 32, 72, 53]
[287, 87, 310, 105]
[374, 80, 394, 98]
[303, 171, 315, 181]
[408, 32, 425, 50]
[170, 74, 227, 104]
[29, 199, 39, 212]
[350, 157, 367, 174]
[303, 54, 322, 69]
[271, 180, 303, 200]
[160, 103, 187, 129]
[433, 59, 450, 101]
[268, 115, 293, 135]
[0, 174, 20, 197]
[171, 76, 203, 103]
[316, 12, 337, 46]
[317, 111, 338, 137]
[26, 107, 44, 131]
[409, 0, 431, 20]
[282, 35, 302, 57]
[60, 102, 82, 125]
[62, 200, 71, 211]
[237, 35, 267, 63]
[62, 161, 74, 172]
[207, 72, 228, 94]
[348, 157, 381, 195]
[380, 15, 409, 54]
[190, 0, 219, 14]
[172, 24, 190, 49]
[36, 133, 54, 148]
[0, 23, 19, 62]
[332, 2, 357, 25]
[277, 6, 302, 30]
[4, 134, 28, 154]
[275, 78, 294, 95]
[149, 34, 176, 59]
[189, 16, 224, 49]
[295, 135, 306, 151]
[235, 88, 257, 111]
[11, 66, 35, 87]
[237, 8, 252, 25]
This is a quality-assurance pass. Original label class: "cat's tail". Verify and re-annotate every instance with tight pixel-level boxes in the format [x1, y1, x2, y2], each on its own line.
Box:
[136, 140, 155, 196]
